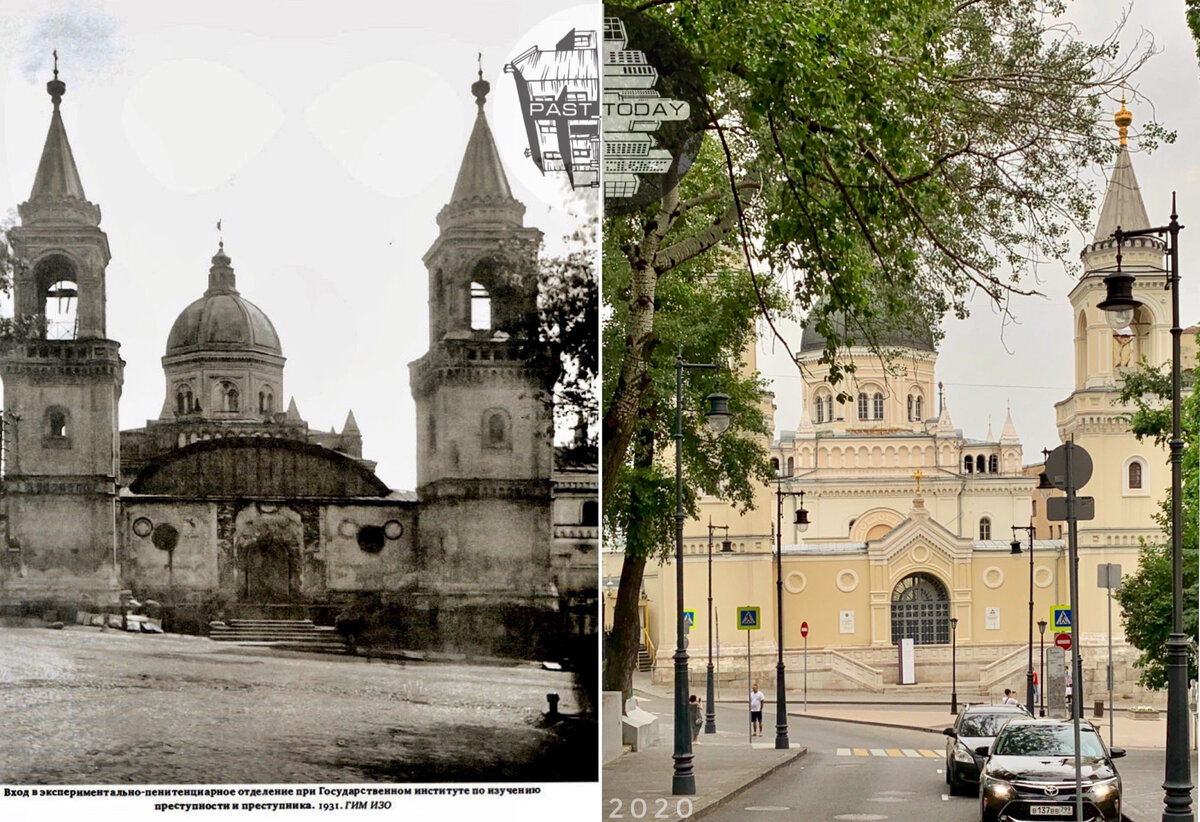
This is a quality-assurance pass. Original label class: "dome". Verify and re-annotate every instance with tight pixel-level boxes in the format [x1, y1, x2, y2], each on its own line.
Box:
[164, 247, 282, 357]
[799, 308, 935, 354]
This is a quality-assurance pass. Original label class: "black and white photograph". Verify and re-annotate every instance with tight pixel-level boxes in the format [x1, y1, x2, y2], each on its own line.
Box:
[0, 1, 599, 819]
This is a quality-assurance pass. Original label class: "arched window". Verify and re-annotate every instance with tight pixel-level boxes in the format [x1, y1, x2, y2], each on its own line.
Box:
[907, 395, 914, 421]
[988, 455, 999, 473]
[1032, 499, 1038, 517]
[979, 517, 992, 540]
[218, 382, 239, 413]
[46, 408, 67, 438]
[825, 395, 834, 421]
[470, 281, 492, 330]
[815, 394, 826, 423]
[977, 454, 986, 472]
[258, 390, 274, 414]
[914, 395, 922, 420]
[890, 572, 950, 645]
[581, 500, 599, 526]
[786, 456, 794, 477]
[857, 393, 869, 420]
[770, 457, 780, 474]
[873, 392, 884, 420]
[964, 455, 974, 474]
[1128, 461, 1142, 489]
[483, 408, 509, 448]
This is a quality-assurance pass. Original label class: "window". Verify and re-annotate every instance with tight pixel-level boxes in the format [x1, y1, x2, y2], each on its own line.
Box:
[176, 385, 194, 416]
[825, 395, 834, 421]
[979, 516, 992, 540]
[581, 500, 598, 527]
[483, 409, 510, 448]
[857, 393, 868, 420]
[1032, 499, 1038, 517]
[786, 456, 794, 477]
[873, 392, 884, 420]
[977, 454, 986, 472]
[47, 408, 67, 438]
[259, 390, 274, 414]
[907, 395, 914, 421]
[470, 281, 491, 330]
[964, 455, 974, 474]
[1128, 461, 1142, 489]
[890, 572, 950, 645]
[770, 457, 780, 474]
[914, 395, 923, 420]
[816, 395, 826, 423]
[988, 455, 999, 473]
[218, 381, 239, 413]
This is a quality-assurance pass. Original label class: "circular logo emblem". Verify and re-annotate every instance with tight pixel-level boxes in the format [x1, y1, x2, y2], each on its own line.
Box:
[602, 4, 705, 215]
[1044, 785, 1059, 797]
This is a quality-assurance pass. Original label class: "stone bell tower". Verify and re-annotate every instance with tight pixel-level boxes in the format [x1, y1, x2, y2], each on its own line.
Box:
[0, 63, 124, 607]
[409, 68, 553, 609]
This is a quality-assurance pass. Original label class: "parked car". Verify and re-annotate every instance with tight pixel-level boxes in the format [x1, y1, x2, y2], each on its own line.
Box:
[978, 718, 1125, 822]
[943, 703, 1030, 796]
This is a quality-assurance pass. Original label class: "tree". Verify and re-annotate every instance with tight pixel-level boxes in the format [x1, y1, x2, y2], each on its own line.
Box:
[603, 0, 1164, 697]
[1112, 358, 1198, 689]
[1187, 0, 1200, 66]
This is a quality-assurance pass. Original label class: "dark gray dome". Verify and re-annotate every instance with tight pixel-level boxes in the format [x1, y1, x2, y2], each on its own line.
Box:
[799, 309, 936, 353]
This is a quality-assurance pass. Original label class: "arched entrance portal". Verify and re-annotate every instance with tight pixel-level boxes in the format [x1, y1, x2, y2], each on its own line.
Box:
[234, 509, 303, 602]
[890, 572, 950, 645]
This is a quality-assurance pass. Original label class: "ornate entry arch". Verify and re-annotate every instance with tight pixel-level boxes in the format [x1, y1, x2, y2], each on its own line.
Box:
[890, 572, 950, 645]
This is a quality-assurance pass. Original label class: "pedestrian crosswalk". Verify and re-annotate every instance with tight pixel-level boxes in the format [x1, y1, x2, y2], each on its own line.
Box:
[836, 747, 941, 758]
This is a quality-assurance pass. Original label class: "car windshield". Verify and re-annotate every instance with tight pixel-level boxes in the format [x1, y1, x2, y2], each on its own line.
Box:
[960, 712, 1019, 737]
[992, 724, 1107, 758]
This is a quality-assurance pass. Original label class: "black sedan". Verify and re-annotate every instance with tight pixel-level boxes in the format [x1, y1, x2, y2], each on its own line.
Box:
[943, 703, 1030, 796]
[978, 718, 1125, 822]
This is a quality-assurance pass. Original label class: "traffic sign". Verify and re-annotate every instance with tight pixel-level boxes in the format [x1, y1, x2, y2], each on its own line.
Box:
[1046, 496, 1095, 521]
[800, 621, 809, 638]
[1052, 606, 1072, 632]
[683, 610, 695, 628]
[737, 606, 761, 630]
[1044, 442, 1093, 490]
[1055, 632, 1072, 651]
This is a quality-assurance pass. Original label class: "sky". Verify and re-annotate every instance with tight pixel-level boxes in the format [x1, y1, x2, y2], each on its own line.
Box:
[759, 0, 1200, 462]
[0, 0, 597, 492]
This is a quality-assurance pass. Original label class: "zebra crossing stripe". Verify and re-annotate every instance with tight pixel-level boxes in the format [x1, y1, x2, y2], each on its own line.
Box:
[902, 749, 922, 758]
[869, 749, 887, 756]
[920, 749, 940, 758]
[837, 748, 852, 756]
[853, 748, 869, 756]
[838, 748, 941, 758]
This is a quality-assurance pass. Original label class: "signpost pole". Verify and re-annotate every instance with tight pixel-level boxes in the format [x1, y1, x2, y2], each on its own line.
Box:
[1066, 440, 1083, 822]
[803, 634, 808, 712]
[747, 628, 751, 745]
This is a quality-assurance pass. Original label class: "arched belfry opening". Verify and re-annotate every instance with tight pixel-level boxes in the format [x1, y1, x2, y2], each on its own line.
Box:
[890, 571, 950, 645]
[470, 281, 491, 330]
[34, 255, 79, 340]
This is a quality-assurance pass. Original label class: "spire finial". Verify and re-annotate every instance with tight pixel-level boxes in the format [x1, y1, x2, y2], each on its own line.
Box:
[47, 50, 66, 110]
[217, 218, 224, 252]
[471, 53, 490, 111]
[1114, 90, 1133, 148]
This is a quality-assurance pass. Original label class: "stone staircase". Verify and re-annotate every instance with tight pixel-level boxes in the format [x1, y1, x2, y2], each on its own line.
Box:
[637, 644, 653, 672]
[208, 619, 348, 653]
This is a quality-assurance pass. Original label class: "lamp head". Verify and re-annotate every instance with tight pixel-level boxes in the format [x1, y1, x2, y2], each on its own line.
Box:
[794, 508, 810, 532]
[721, 538, 733, 552]
[1037, 619, 1048, 635]
[704, 391, 732, 434]
[1010, 539, 1023, 554]
[950, 617, 958, 630]
[1097, 271, 1140, 329]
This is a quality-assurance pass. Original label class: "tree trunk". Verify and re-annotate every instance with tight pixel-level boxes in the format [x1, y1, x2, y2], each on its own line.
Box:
[603, 551, 649, 703]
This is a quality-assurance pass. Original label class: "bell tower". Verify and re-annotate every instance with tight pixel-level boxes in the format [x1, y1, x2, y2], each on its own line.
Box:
[0, 62, 124, 606]
[409, 68, 553, 605]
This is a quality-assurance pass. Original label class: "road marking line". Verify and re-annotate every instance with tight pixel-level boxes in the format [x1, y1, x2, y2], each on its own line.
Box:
[901, 749, 922, 758]
[869, 748, 887, 756]
[884, 748, 903, 757]
[920, 749, 940, 758]
[837, 748, 851, 756]
[853, 748, 869, 756]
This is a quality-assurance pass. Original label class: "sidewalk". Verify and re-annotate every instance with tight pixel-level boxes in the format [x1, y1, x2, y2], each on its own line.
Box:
[604, 673, 1176, 820]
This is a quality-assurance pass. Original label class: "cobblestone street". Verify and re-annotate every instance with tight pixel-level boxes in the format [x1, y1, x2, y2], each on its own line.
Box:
[0, 626, 594, 785]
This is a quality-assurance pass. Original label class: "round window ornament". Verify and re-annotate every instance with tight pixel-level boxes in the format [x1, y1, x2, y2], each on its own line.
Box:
[132, 517, 153, 538]
[784, 570, 807, 594]
[982, 566, 1005, 589]
[338, 519, 358, 538]
[151, 523, 179, 553]
[836, 569, 859, 593]
[383, 520, 404, 540]
[357, 525, 385, 554]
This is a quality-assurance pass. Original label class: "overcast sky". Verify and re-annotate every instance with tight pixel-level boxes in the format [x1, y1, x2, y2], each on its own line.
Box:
[759, 0, 1200, 466]
[0, 0, 596, 492]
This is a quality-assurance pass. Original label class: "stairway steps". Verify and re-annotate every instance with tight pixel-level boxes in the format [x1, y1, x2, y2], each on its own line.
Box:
[208, 618, 347, 653]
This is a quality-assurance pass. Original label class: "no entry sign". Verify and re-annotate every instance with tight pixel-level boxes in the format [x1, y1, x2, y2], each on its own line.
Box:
[1055, 632, 1072, 651]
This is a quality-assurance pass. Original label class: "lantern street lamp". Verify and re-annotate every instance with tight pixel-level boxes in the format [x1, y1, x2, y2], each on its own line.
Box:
[773, 480, 809, 749]
[1010, 524, 1037, 714]
[1105, 202, 1193, 822]
[670, 352, 731, 796]
[1037, 619, 1048, 717]
[949, 616, 959, 715]
[705, 520, 730, 734]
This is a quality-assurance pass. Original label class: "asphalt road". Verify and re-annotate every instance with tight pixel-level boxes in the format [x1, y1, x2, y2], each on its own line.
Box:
[0, 625, 594, 784]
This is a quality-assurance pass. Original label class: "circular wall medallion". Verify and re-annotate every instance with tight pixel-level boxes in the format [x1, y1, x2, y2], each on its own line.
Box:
[132, 517, 153, 538]
[383, 519, 404, 540]
[910, 544, 931, 564]
[1034, 565, 1053, 588]
[836, 569, 859, 593]
[338, 519, 358, 538]
[983, 566, 1005, 589]
[784, 570, 807, 594]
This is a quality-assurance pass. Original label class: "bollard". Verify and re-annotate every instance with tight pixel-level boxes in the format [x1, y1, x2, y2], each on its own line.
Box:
[546, 692, 560, 720]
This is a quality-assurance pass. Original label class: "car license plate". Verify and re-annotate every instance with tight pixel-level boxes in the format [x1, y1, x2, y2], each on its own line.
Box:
[1029, 806, 1072, 817]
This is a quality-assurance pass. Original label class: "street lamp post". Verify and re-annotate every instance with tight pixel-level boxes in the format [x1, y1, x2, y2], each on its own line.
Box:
[1105, 204, 1193, 822]
[1011, 524, 1036, 713]
[950, 616, 958, 714]
[773, 480, 809, 750]
[1037, 618, 1048, 717]
[671, 353, 732, 796]
[705, 520, 730, 734]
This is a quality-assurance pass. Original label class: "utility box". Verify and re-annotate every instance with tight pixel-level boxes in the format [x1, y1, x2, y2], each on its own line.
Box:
[898, 637, 916, 684]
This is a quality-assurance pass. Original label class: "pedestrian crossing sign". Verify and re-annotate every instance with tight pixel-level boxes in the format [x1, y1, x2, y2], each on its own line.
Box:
[737, 606, 760, 630]
[1052, 606, 1072, 632]
[683, 610, 695, 628]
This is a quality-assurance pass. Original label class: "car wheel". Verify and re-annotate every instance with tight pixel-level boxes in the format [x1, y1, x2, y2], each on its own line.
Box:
[944, 758, 951, 784]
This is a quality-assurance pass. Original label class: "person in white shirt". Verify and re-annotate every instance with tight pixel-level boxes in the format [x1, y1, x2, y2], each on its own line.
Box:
[749, 683, 765, 736]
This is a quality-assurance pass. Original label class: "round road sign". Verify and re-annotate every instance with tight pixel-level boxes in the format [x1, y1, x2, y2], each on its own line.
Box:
[1044, 442, 1093, 491]
[800, 621, 809, 637]
[1055, 632, 1072, 651]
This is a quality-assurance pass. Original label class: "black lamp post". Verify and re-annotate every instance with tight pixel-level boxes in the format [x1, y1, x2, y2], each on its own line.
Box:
[949, 616, 958, 714]
[705, 520, 730, 734]
[1011, 524, 1036, 714]
[1037, 618, 1048, 717]
[1105, 204, 1193, 822]
[773, 481, 809, 750]
[671, 352, 732, 796]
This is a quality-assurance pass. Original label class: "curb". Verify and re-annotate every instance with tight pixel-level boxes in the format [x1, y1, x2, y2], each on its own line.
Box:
[792, 712, 945, 736]
[692, 747, 808, 820]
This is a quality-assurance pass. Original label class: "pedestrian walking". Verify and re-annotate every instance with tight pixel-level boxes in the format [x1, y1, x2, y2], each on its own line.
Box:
[749, 682, 765, 736]
[688, 694, 702, 742]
